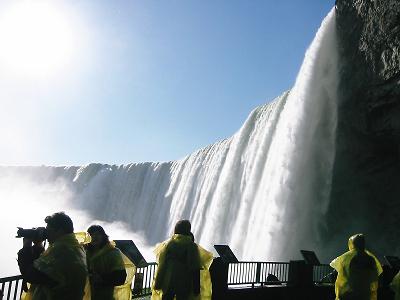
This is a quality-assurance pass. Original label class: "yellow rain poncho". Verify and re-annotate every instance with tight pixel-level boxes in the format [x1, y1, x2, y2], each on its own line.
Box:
[390, 271, 400, 300]
[24, 233, 88, 300]
[84, 241, 135, 300]
[330, 236, 382, 300]
[151, 234, 213, 300]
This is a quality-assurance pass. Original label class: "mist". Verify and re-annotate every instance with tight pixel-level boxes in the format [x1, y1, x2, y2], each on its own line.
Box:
[0, 170, 155, 277]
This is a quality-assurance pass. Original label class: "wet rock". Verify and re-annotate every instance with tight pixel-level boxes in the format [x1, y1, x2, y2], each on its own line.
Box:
[322, 0, 400, 261]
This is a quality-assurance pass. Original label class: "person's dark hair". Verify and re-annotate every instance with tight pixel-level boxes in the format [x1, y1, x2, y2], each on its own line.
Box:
[174, 220, 191, 235]
[87, 225, 109, 238]
[87, 225, 109, 248]
[44, 212, 74, 234]
[350, 233, 366, 251]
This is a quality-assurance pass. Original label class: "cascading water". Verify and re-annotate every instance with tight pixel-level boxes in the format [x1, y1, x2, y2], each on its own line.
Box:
[0, 8, 338, 276]
[235, 8, 338, 260]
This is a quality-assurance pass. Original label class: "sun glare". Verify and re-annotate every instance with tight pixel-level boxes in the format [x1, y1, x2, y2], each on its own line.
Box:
[0, 1, 76, 77]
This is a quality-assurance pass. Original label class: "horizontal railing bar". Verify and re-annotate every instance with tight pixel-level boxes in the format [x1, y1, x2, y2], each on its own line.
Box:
[0, 275, 23, 283]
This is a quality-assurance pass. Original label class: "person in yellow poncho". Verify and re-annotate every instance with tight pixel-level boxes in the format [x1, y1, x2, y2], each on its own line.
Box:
[19, 212, 88, 300]
[151, 220, 213, 300]
[85, 225, 131, 300]
[330, 233, 383, 300]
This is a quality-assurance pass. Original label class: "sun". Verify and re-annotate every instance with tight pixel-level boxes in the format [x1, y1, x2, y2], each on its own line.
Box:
[0, 1, 76, 77]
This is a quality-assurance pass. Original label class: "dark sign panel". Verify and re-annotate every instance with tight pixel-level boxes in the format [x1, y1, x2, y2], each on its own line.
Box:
[214, 245, 239, 263]
[114, 240, 148, 268]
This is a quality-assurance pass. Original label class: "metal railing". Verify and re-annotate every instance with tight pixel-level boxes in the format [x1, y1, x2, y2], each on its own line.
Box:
[0, 275, 23, 300]
[0, 262, 333, 299]
[228, 262, 334, 287]
[228, 262, 290, 285]
[132, 262, 157, 297]
[313, 264, 334, 284]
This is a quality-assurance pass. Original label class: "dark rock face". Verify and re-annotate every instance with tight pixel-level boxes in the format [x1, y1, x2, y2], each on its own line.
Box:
[322, 0, 400, 261]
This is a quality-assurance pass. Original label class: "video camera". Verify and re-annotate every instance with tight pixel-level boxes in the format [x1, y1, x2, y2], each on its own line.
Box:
[16, 227, 47, 241]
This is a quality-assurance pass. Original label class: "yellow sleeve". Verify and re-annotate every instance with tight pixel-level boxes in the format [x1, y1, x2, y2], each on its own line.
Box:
[113, 252, 136, 300]
[153, 241, 168, 263]
[120, 252, 136, 284]
[82, 277, 91, 300]
[197, 244, 213, 300]
[330, 255, 342, 272]
[152, 241, 169, 291]
[391, 271, 400, 298]
[197, 245, 214, 270]
[366, 250, 383, 275]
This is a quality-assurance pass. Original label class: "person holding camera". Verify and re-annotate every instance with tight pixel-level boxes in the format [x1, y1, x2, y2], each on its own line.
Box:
[18, 212, 88, 300]
[85, 225, 128, 300]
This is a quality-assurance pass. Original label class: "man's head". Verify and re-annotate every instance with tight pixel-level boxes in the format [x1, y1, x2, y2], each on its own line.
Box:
[174, 219, 191, 235]
[87, 225, 109, 248]
[348, 233, 366, 251]
[45, 212, 74, 243]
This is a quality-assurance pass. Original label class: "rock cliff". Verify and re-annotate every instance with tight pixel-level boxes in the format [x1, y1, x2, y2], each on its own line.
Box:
[324, 0, 400, 260]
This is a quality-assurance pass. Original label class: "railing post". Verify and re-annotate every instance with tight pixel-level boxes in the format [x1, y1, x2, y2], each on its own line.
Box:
[255, 262, 261, 284]
[209, 257, 228, 299]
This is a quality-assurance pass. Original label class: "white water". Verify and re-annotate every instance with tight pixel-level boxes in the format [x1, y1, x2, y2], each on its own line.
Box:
[0, 9, 338, 276]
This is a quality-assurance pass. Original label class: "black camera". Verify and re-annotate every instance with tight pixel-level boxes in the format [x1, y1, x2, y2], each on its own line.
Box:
[16, 227, 47, 241]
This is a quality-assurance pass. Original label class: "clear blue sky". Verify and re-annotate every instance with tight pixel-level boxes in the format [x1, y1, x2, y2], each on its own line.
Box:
[0, 0, 335, 166]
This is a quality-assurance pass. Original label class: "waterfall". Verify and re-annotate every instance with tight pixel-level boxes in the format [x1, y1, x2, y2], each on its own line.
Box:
[237, 8, 338, 260]
[0, 8, 338, 276]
